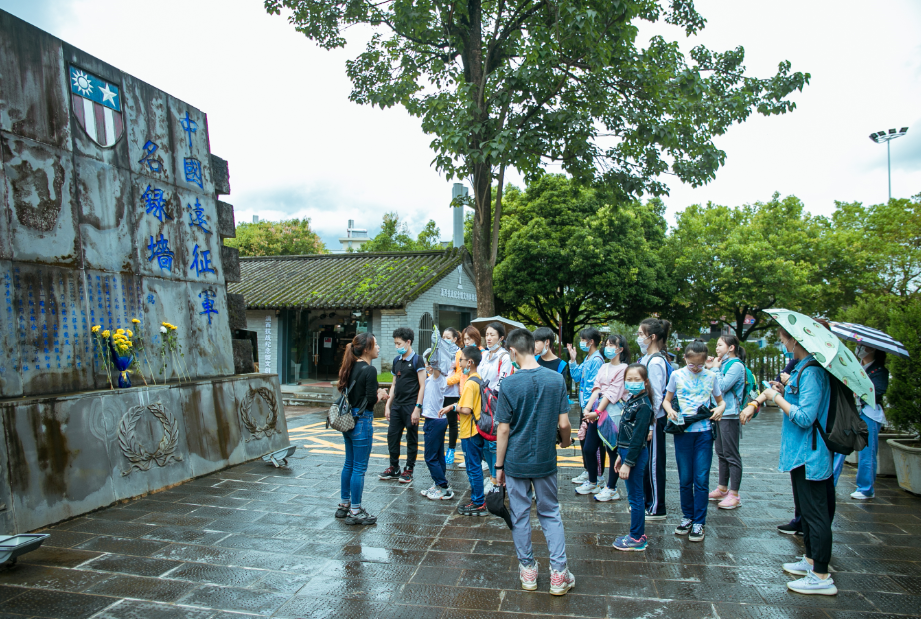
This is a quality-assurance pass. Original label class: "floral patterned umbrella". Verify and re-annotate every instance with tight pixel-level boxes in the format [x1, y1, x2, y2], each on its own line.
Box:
[765, 308, 875, 406]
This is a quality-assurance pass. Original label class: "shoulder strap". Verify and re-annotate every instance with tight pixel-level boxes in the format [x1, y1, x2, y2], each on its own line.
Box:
[557, 359, 568, 373]
[794, 358, 822, 392]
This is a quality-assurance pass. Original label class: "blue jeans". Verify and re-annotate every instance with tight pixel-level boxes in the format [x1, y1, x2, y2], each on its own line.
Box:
[461, 434, 485, 504]
[483, 440, 497, 477]
[833, 413, 880, 495]
[618, 445, 648, 539]
[423, 417, 449, 487]
[673, 430, 713, 525]
[341, 409, 374, 506]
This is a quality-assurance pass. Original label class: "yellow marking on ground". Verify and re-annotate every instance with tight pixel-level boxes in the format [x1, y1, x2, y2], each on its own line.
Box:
[288, 418, 585, 466]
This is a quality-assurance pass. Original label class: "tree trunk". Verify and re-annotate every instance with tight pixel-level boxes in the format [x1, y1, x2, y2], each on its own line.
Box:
[471, 162, 496, 316]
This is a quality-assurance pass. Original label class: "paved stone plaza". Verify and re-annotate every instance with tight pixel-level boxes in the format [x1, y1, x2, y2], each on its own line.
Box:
[2, 409, 919, 619]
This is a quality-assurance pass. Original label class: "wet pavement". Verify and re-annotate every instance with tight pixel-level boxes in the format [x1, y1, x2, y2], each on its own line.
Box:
[3, 408, 920, 618]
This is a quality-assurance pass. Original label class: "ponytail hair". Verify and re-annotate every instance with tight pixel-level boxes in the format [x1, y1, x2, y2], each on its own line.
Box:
[338, 332, 376, 392]
[606, 333, 631, 364]
[640, 317, 672, 347]
[719, 334, 746, 363]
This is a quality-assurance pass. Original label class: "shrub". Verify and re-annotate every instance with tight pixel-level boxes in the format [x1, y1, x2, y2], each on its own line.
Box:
[885, 298, 921, 435]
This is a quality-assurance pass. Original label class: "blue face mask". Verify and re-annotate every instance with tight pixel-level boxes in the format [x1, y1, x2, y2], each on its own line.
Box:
[625, 381, 645, 395]
[579, 342, 590, 352]
[397, 346, 407, 356]
[462, 366, 471, 375]
[604, 346, 619, 360]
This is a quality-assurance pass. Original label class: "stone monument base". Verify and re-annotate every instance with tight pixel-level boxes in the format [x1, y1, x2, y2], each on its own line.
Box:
[0, 374, 288, 534]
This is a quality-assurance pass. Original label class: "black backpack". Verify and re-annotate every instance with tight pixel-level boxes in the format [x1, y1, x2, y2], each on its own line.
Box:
[794, 359, 869, 456]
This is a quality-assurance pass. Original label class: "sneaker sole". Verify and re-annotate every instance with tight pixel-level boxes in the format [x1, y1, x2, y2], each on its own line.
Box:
[645, 514, 667, 521]
[675, 529, 691, 536]
[594, 496, 619, 502]
[460, 511, 488, 517]
[399, 479, 413, 484]
[708, 496, 727, 502]
[379, 475, 400, 480]
[717, 503, 741, 510]
[344, 518, 377, 525]
[689, 535, 705, 542]
[783, 566, 810, 576]
[575, 489, 598, 495]
[613, 544, 646, 552]
[520, 580, 538, 591]
[850, 495, 873, 500]
[787, 583, 837, 595]
[777, 528, 801, 535]
[549, 583, 574, 596]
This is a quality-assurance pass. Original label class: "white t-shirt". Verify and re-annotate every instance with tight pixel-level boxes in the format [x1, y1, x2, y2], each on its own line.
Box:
[861, 361, 886, 424]
[422, 372, 447, 420]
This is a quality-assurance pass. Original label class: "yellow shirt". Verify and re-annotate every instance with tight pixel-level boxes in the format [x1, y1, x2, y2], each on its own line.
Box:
[457, 372, 482, 439]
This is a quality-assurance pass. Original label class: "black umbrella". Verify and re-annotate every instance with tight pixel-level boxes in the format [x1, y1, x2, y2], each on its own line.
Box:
[485, 485, 513, 530]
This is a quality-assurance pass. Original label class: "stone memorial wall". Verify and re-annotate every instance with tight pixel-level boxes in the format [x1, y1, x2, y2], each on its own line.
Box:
[0, 10, 288, 534]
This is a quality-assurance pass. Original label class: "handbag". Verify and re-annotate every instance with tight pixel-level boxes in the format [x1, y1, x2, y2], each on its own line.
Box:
[328, 368, 367, 432]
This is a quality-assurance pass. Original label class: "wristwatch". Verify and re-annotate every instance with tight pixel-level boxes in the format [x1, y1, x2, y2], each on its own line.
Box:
[415, 403, 422, 409]
[495, 464, 504, 470]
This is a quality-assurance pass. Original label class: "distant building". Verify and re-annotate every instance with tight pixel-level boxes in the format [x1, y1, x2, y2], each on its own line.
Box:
[338, 219, 370, 252]
[228, 248, 478, 382]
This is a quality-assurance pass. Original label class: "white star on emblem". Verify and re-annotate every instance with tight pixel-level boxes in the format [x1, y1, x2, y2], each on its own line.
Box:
[99, 83, 117, 106]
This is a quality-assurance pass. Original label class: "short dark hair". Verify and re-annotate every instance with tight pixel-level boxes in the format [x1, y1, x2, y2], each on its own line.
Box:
[392, 327, 414, 344]
[533, 327, 556, 345]
[685, 339, 708, 357]
[462, 345, 482, 366]
[506, 328, 535, 355]
[579, 327, 602, 347]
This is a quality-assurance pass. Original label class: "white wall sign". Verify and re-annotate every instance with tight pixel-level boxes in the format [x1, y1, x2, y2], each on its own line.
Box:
[264, 314, 272, 369]
[440, 288, 476, 302]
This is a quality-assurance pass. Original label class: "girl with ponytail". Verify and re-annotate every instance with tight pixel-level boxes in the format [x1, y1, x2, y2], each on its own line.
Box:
[637, 317, 673, 520]
[337, 333, 389, 526]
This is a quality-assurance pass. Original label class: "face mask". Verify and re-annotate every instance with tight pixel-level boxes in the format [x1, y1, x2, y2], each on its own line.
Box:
[603, 346, 619, 360]
[855, 345, 867, 360]
[721, 352, 730, 361]
[488, 342, 501, 352]
[625, 381, 645, 395]
[512, 361, 520, 369]
[540, 341, 551, 357]
[462, 365, 471, 375]
[636, 336, 649, 354]
[397, 346, 407, 356]
[579, 342, 590, 352]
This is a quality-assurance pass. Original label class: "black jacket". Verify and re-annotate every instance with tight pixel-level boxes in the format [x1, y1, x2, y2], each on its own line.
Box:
[865, 360, 889, 407]
[616, 394, 654, 467]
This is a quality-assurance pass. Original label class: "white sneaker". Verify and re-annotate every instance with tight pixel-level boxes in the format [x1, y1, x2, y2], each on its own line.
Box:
[458, 461, 466, 469]
[571, 470, 589, 484]
[549, 567, 575, 596]
[594, 487, 620, 502]
[427, 486, 455, 500]
[787, 571, 837, 596]
[850, 490, 874, 500]
[575, 480, 597, 495]
[783, 555, 813, 576]
[421, 484, 437, 498]
[482, 461, 490, 472]
[483, 478, 494, 493]
[519, 561, 538, 591]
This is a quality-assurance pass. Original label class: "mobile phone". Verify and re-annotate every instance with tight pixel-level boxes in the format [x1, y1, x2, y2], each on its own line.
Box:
[762, 380, 772, 390]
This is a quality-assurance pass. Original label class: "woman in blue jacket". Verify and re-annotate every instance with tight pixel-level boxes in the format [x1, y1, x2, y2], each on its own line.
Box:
[741, 326, 836, 596]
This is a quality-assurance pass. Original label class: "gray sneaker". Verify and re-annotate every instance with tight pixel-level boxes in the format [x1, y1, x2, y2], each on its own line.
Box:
[427, 486, 455, 500]
[787, 570, 837, 595]
[783, 555, 813, 576]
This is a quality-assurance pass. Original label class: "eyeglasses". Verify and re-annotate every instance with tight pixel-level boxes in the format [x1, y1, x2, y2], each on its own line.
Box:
[686, 363, 705, 371]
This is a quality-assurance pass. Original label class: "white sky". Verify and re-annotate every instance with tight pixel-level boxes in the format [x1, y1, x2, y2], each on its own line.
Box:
[4, 0, 921, 250]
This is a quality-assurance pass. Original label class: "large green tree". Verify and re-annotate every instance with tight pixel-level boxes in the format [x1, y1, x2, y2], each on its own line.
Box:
[359, 212, 443, 252]
[224, 218, 325, 256]
[265, 0, 809, 315]
[669, 193, 868, 340]
[493, 174, 672, 344]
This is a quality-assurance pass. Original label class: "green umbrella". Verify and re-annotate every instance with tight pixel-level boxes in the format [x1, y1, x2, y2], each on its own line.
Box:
[765, 308, 875, 406]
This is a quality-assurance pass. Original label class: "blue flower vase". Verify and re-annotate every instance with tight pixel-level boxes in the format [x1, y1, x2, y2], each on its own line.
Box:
[113, 354, 133, 388]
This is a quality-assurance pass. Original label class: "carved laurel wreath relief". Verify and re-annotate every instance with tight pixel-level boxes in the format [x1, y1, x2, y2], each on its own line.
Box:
[239, 386, 279, 441]
[117, 402, 182, 476]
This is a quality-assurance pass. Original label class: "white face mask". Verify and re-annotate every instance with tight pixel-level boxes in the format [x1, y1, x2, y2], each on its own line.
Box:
[636, 335, 649, 354]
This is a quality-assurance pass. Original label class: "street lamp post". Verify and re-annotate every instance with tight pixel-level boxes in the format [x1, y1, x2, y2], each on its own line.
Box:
[869, 127, 909, 202]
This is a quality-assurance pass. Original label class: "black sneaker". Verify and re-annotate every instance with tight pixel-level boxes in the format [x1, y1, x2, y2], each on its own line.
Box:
[344, 507, 377, 526]
[674, 518, 693, 535]
[399, 467, 413, 484]
[335, 503, 350, 518]
[379, 465, 401, 480]
[777, 521, 803, 536]
[689, 524, 705, 542]
[457, 501, 488, 516]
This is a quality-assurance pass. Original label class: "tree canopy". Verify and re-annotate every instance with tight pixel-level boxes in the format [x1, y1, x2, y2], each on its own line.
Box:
[668, 193, 868, 341]
[493, 174, 672, 345]
[359, 212, 443, 252]
[224, 218, 325, 256]
[265, 0, 810, 315]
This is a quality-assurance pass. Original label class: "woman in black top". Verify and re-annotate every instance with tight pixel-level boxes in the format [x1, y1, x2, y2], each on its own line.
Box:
[337, 332, 389, 525]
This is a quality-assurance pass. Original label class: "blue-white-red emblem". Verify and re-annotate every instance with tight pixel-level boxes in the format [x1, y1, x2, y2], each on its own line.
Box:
[70, 66, 124, 147]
